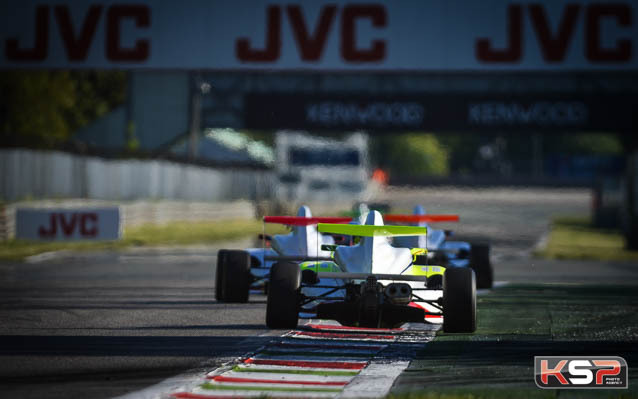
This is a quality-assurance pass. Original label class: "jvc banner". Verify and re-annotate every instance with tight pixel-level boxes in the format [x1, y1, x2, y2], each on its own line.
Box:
[16, 208, 120, 241]
[1, 0, 636, 70]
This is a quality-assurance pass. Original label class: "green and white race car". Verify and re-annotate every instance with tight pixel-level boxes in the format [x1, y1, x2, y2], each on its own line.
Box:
[266, 210, 477, 333]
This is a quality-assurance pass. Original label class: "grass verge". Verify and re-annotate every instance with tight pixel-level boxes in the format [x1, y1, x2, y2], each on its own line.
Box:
[535, 216, 638, 262]
[391, 283, 638, 398]
[0, 219, 287, 261]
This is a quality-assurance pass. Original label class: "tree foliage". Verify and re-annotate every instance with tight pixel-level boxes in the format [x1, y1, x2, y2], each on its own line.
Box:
[0, 70, 126, 148]
[372, 133, 449, 177]
[550, 133, 623, 155]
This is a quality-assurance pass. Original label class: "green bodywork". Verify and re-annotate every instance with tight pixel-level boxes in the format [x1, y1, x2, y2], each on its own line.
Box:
[404, 264, 445, 278]
[299, 247, 446, 278]
[300, 261, 342, 273]
[317, 223, 428, 237]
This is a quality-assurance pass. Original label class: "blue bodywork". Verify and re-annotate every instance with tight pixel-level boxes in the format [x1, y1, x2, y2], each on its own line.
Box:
[392, 205, 471, 269]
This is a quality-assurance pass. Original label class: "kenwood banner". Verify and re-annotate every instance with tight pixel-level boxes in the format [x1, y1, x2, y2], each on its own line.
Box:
[243, 94, 636, 132]
[1, 0, 636, 70]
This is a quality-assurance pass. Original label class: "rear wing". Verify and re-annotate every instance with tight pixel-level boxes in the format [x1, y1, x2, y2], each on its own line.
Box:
[384, 214, 459, 223]
[263, 216, 352, 226]
[317, 223, 427, 237]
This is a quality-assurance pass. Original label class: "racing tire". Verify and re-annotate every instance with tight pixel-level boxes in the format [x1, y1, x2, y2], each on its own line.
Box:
[215, 253, 225, 301]
[470, 243, 493, 289]
[443, 267, 476, 333]
[266, 262, 301, 329]
[216, 250, 252, 303]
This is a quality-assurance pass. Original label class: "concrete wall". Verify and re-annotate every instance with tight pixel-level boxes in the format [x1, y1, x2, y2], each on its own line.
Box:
[0, 149, 274, 202]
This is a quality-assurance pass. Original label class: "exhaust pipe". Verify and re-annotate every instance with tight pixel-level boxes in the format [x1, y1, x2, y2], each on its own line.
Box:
[384, 283, 412, 305]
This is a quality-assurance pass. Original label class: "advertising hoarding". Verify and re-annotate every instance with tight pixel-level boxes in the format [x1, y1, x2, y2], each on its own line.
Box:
[1, 0, 636, 71]
[244, 93, 636, 132]
[16, 208, 121, 241]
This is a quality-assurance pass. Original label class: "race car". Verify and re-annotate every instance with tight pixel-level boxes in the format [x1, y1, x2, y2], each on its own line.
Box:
[385, 205, 493, 289]
[215, 205, 352, 303]
[265, 210, 477, 333]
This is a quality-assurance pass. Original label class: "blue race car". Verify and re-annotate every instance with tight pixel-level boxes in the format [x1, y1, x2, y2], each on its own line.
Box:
[388, 205, 493, 289]
[215, 205, 352, 302]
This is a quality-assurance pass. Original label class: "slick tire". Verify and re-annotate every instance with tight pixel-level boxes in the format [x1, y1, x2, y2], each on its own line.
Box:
[470, 243, 493, 289]
[443, 267, 476, 333]
[215, 253, 224, 301]
[266, 262, 301, 329]
[216, 250, 252, 303]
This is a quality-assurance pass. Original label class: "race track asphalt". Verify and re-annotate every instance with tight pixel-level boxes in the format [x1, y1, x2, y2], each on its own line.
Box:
[0, 240, 273, 398]
[3, 187, 635, 398]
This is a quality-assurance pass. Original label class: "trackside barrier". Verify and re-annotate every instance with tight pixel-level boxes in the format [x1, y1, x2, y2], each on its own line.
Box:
[0, 149, 274, 202]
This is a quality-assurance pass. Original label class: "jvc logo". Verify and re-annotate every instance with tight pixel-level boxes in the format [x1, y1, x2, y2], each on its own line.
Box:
[38, 212, 98, 238]
[535, 356, 628, 389]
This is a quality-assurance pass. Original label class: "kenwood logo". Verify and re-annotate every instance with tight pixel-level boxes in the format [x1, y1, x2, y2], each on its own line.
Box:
[306, 101, 425, 127]
[468, 101, 588, 126]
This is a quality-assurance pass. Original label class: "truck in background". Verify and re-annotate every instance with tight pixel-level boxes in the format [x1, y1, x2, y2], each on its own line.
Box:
[275, 131, 370, 203]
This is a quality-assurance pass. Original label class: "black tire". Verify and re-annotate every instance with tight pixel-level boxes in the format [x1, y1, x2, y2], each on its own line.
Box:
[215, 252, 225, 301]
[216, 250, 252, 303]
[470, 243, 493, 289]
[266, 262, 301, 329]
[443, 267, 476, 333]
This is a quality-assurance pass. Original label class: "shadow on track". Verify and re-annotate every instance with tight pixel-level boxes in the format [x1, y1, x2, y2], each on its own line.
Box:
[2, 300, 267, 310]
[0, 335, 272, 357]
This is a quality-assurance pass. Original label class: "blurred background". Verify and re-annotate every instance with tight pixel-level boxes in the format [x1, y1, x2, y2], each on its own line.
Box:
[0, 0, 636, 249]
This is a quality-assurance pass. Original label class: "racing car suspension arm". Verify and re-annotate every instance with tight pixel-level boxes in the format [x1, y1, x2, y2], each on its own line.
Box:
[264, 256, 334, 262]
[411, 293, 443, 312]
[299, 296, 346, 307]
[304, 285, 345, 289]
[299, 287, 344, 306]
[317, 272, 428, 282]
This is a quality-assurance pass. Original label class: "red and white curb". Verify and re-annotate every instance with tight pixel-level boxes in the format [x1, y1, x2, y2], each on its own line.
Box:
[115, 321, 437, 399]
[115, 283, 503, 399]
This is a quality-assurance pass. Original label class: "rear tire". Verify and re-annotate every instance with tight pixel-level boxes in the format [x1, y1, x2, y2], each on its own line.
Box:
[266, 262, 301, 329]
[443, 267, 476, 333]
[215, 253, 225, 301]
[470, 243, 493, 289]
[216, 250, 252, 303]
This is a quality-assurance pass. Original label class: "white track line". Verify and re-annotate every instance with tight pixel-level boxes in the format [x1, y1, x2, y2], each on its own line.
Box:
[227, 363, 362, 374]
[214, 370, 354, 383]
[186, 387, 339, 398]
[340, 361, 411, 398]
[113, 369, 210, 399]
